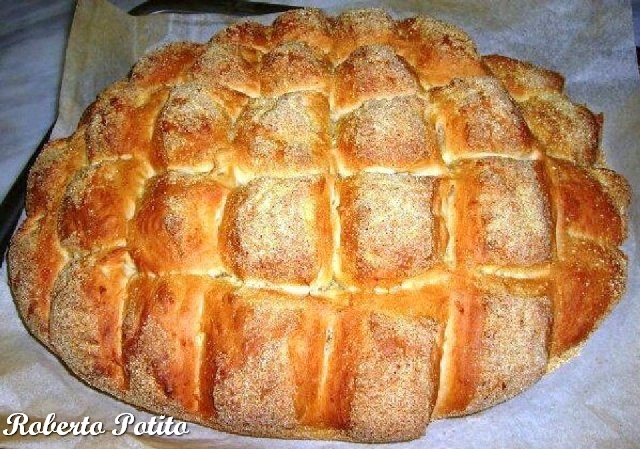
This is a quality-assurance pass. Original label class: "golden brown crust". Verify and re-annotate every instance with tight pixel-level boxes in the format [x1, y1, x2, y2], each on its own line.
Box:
[336, 95, 442, 174]
[332, 44, 420, 115]
[396, 16, 487, 88]
[337, 173, 442, 288]
[433, 277, 551, 417]
[548, 157, 626, 246]
[453, 158, 552, 267]
[330, 9, 397, 62]
[429, 77, 540, 162]
[206, 289, 336, 435]
[271, 8, 333, 54]
[590, 167, 632, 216]
[49, 248, 135, 395]
[86, 82, 167, 163]
[259, 41, 331, 97]
[57, 158, 150, 253]
[549, 237, 627, 357]
[521, 91, 602, 165]
[128, 171, 229, 274]
[331, 309, 442, 442]
[8, 216, 65, 345]
[6, 8, 630, 444]
[123, 274, 226, 417]
[211, 21, 271, 53]
[130, 42, 206, 88]
[151, 82, 231, 171]
[232, 91, 330, 179]
[219, 176, 332, 285]
[482, 54, 564, 100]
[190, 43, 260, 97]
[25, 135, 86, 216]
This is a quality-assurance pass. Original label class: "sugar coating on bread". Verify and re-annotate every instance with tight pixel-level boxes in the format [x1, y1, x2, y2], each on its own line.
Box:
[337, 173, 442, 288]
[8, 8, 630, 443]
[336, 95, 442, 174]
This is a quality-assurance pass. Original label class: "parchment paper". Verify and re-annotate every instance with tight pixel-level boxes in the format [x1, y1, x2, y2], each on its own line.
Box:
[1, 0, 639, 447]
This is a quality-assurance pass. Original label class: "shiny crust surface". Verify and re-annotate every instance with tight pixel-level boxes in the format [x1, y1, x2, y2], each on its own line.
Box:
[8, 8, 630, 444]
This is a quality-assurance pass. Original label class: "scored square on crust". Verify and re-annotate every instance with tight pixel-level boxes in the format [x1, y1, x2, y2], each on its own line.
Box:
[220, 176, 332, 285]
[396, 16, 487, 88]
[337, 173, 443, 288]
[332, 44, 420, 116]
[128, 171, 229, 274]
[335, 95, 442, 174]
[330, 9, 397, 62]
[453, 158, 552, 268]
[433, 277, 551, 417]
[429, 77, 539, 163]
[232, 91, 330, 179]
[327, 307, 441, 442]
[520, 91, 602, 166]
[259, 42, 331, 97]
[270, 8, 333, 54]
[204, 288, 333, 434]
[151, 82, 232, 172]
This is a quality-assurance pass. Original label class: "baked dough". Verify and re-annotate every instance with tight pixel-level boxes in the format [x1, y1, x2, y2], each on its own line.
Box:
[8, 8, 630, 442]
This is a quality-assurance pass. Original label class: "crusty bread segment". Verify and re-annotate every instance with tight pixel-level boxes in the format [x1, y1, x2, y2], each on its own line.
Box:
[123, 274, 225, 417]
[334, 309, 442, 442]
[49, 248, 135, 395]
[6, 7, 630, 443]
[521, 92, 602, 166]
[482, 54, 565, 100]
[128, 171, 229, 274]
[453, 158, 553, 268]
[260, 42, 331, 97]
[130, 42, 206, 88]
[548, 157, 627, 246]
[10, 134, 86, 344]
[429, 77, 541, 162]
[330, 8, 397, 62]
[271, 8, 333, 54]
[86, 82, 168, 163]
[212, 21, 271, 53]
[232, 91, 330, 179]
[433, 277, 551, 417]
[332, 44, 420, 116]
[25, 135, 86, 216]
[219, 176, 331, 285]
[397, 16, 487, 88]
[337, 173, 442, 288]
[152, 82, 232, 172]
[8, 215, 65, 345]
[206, 288, 334, 435]
[335, 95, 442, 174]
[58, 158, 150, 252]
[549, 237, 627, 358]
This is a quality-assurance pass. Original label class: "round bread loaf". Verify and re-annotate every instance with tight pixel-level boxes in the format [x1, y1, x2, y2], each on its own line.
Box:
[8, 8, 630, 443]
